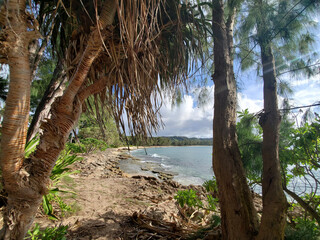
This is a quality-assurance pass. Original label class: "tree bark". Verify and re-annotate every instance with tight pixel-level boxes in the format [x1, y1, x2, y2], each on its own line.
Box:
[0, 1, 38, 239]
[27, 59, 67, 142]
[256, 42, 287, 240]
[211, 1, 259, 239]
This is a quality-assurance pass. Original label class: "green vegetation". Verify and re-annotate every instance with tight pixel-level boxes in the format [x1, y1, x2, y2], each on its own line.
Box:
[237, 110, 320, 232]
[175, 189, 204, 209]
[237, 109, 263, 184]
[129, 136, 213, 147]
[66, 138, 109, 154]
[76, 109, 122, 148]
[26, 224, 68, 240]
[0, 0, 319, 238]
[175, 179, 221, 239]
[285, 218, 320, 240]
[174, 178, 219, 212]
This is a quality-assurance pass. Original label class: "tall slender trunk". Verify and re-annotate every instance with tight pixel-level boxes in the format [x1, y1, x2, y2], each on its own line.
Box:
[256, 42, 287, 240]
[0, 1, 35, 239]
[212, 1, 258, 239]
[1, 1, 117, 239]
[27, 59, 67, 142]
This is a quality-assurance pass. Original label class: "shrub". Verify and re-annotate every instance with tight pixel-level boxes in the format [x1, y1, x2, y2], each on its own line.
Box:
[66, 138, 109, 154]
[175, 189, 203, 209]
[285, 218, 320, 240]
[203, 178, 218, 196]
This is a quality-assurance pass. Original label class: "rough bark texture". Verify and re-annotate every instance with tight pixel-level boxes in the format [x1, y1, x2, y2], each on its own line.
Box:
[27, 59, 67, 142]
[256, 43, 287, 240]
[211, 1, 259, 239]
[0, 1, 36, 239]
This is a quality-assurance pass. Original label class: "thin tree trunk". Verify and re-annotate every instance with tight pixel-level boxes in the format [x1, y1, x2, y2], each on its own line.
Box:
[0, 1, 37, 239]
[212, 1, 258, 239]
[30, 19, 56, 81]
[256, 42, 287, 240]
[27, 59, 67, 142]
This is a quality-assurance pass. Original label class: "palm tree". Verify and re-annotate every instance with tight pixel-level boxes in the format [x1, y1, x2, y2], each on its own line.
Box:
[0, 0, 204, 238]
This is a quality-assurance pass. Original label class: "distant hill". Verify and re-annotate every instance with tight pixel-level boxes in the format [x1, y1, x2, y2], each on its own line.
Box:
[128, 136, 213, 146]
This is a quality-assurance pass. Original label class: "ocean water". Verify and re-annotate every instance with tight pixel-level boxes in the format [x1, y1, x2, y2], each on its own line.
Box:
[130, 146, 214, 185]
[127, 146, 319, 198]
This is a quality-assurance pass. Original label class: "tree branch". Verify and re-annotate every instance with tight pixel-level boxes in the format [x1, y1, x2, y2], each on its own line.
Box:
[60, 0, 117, 108]
[283, 186, 320, 225]
[78, 76, 109, 103]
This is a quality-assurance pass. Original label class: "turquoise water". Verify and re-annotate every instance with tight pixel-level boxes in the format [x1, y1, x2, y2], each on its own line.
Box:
[131, 146, 214, 185]
[130, 146, 319, 198]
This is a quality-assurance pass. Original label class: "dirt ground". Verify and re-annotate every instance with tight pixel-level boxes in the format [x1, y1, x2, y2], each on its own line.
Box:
[34, 148, 203, 240]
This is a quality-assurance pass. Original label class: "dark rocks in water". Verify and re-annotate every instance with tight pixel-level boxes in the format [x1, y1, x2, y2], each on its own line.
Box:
[151, 168, 164, 174]
[158, 172, 174, 181]
[118, 153, 131, 159]
[161, 171, 178, 176]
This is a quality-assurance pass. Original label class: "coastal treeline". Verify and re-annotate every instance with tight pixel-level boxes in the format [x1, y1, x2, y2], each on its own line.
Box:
[128, 136, 213, 146]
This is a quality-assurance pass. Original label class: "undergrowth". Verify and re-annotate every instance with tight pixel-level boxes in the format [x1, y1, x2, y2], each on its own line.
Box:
[66, 137, 110, 154]
[26, 224, 68, 240]
[285, 218, 320, 240]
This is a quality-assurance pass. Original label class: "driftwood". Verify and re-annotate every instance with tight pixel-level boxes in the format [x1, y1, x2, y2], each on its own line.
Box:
[131, 211, 195, 239]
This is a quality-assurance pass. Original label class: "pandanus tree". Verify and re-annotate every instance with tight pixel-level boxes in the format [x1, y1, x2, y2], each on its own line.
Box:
[0, 0, 204, 238]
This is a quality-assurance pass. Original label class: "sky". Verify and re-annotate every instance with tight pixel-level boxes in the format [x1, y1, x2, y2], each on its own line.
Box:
[154, 40, 320, 138]
[154, 71, 320, 138]
[152, 9, 320, 139]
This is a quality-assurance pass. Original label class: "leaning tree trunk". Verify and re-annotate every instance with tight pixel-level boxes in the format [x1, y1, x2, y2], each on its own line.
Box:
[211, 1, 259, 239]
[0, 1, 117, 239]
[27, 59, 67, 142]
[256, 42, 287, 240]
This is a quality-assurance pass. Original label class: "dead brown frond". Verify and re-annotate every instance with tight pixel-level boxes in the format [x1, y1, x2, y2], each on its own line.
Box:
[64, 0, 205, 139]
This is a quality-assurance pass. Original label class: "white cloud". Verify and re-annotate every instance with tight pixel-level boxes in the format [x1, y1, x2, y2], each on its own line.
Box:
[148, 74, 320, 138]
[156, 89, 214, 138]
[292, 81, 320, 105]
[155, 86, 264, 138]
[238, 93, 263, 113]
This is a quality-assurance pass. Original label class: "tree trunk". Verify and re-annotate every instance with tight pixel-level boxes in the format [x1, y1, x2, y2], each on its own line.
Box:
[211, 1, 259, 239]
[256, 42, 287, 240]
[27, 59, 67, 142]
[0, 1, 37, 239]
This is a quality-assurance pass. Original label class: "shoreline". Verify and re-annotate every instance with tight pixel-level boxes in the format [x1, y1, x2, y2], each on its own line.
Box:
[117, 147, 185, 183]
[28, 147, 264, 239]
[120, 145, 214, 186]
[32, 147, 209, 239]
